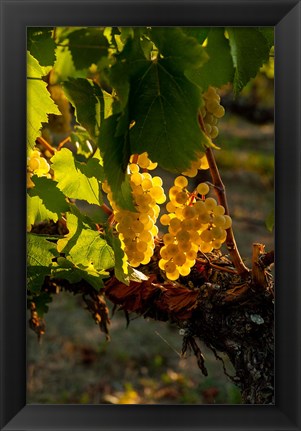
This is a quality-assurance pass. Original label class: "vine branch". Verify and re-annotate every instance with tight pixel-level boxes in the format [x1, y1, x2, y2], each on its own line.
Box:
[198, 114, 250, 277]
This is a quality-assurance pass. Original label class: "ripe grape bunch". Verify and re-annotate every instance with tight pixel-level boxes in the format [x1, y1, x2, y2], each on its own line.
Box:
[201, 86, 225, 140]
[27, 148, 51, 188]
[159, 177, 232, 281]
[102, 152, 166, 268]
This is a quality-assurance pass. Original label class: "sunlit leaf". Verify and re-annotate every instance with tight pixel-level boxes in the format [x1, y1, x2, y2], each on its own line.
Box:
[27, 52, 60, 150]
[51, 148, 104, 205]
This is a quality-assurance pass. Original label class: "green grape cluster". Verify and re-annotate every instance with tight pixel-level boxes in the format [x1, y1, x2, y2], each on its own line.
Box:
[201, 86, 225, 140]
[102, 152, 166, 267]
[159, 177, 232, 281]
[27, 148, 51, 188]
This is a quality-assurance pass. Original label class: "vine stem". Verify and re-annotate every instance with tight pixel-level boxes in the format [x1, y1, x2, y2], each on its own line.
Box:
[36, 136, 56, 155]
[198, 114, 250, 276]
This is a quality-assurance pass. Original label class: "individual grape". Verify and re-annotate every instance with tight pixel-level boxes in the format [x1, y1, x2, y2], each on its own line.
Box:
[215, 105, 225, 118]
[142, 178, 153, 190]
[213, 205, 225, 216]
[166, 269, 180, 281]
[169, 186, 182, 200]
[200, 229, 213, 243]
[213, 215, 226, 227]
[165, 243, 179, 257]
[159, 259, 168, 270]
[175, 191, 188, 205]
[210, 126, 219, 139]
[173, 252, 186, 266]
[164, 261, 177, 274]
[131, 172, 143, 186]
[169, 218, 181, 234]
[166, 201, 177, 213]
[197, 182, 210, 196]
[174, 176, 188, 188]
[204, 197, 217, 210]
[152, 176, 163, 187]
[163, 233, 175, 245]
[182, 206, 196, 219]
[129, 163, 139, 173]
[223, 215, 232, 229]
[28, 157, 41, 171]
[178, 241, 191, 252]
[186, 249, 197, 260]
[178, 265, 191, 276]
[160, 214, 171, 226]
[176, 229, 190, 243]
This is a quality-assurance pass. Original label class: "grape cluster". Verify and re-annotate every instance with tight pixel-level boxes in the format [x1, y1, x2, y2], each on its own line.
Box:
[27, 148, 51, 188]
[159, 177, 231, 280]
[102, 152, 166, 267]
[201, 86, 225, 140]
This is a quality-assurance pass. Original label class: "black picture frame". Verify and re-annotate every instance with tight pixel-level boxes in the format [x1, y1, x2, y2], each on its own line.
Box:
[0, 0, 300, 430]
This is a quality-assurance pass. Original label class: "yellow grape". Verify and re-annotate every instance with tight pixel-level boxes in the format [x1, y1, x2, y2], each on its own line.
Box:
[160, 214, 171, 226]
[197, 183, 210, 196]
[174, 176, 188, 188]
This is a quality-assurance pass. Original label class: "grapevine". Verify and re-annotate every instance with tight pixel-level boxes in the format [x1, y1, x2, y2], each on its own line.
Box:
[25, 26, 275, 405]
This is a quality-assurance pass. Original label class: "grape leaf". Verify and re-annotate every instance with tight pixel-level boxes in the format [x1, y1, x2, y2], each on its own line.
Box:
[57, 213, 114, 272]
[30, 292, 53, 317]
[53, 45, 88, 82]
[227, 28, 271, 93]
[51, 148, 104, 205]
[186, 28, 234, 90]
[109, 35, 149, 110]
[68, 28, 109, 70]
[105, 228, 130, 285]
[150, 27, 208, 72]
[27, 233, 59, 293]
[27, 27, 56, 66]
[100, 114, 135, 211]
[27, 176, 69, 229]
[129, 59, 211, 172]
[258, 27, 274, 47]
[52, 257, 108, 291]
[27, 52, 60, 150]
[181, 27, 210, 45]
[63, 78, 109, 139]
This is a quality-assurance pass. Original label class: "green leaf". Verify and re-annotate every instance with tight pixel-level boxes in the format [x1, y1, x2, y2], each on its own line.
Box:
[105, 228, 130, 285]
[27, 52, 60, 150]
[68, 28, 109, 70]
[181, 27, 210, 45]
[129, 59, 211, 172]
[109, 35, 149, 110]
[186, 28, 234, 90]
[100, 114, 135, 211]
[53, 45, 88, 82]
[27, 27, 56, 66]
[27, 176, 69, 229]
[227, 28, 271, 93]
[27, 233, 59, 293]
[52, 257, 108, 291]
[63, 78, 107, 139]
[32, 292, 53, 317]
[51, 148, 104, 205]
[258, 27, 274, 47]
[57, 213, 114, 272]
[150, 27, 208, 72]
